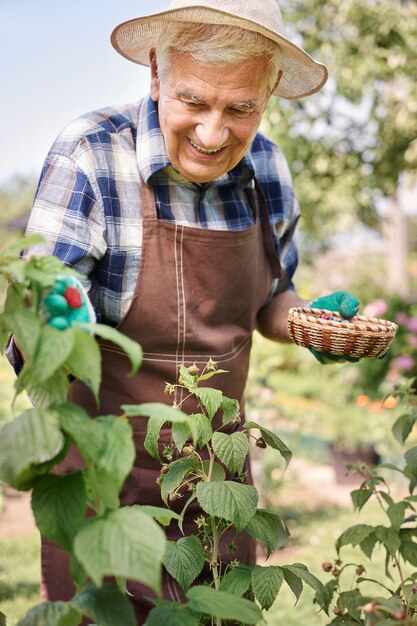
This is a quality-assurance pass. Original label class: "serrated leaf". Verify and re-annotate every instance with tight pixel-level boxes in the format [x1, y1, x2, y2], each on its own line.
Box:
[71, 583, 135, 626]
[161, 456, 199, 504]
[282, 567, 303, 605]
[193, 413, 213, 448]
[0, 407, 65, 489]
[5, 308, 41, 360]
[374, 525, 401, 556]
[244, 421, 292, 469]
[245, 509, 289, 556]
[178, 364, 197, 390]
[172, 421, 191, 452]
[212, 431, 249, 475]
[16, 362, 70, 407]
[220, 565, 253, 596]
[350, 487, 374, 511]
[251, 565, 284, 610]
[32, 472, 87, 550]
[220, 396, 240, 426]
[144, 415, 166, 461]
[80, 323, 142, 375]
[399, 540, 417, 566]
[283, 563, 328, 611]
[387, 501, 407, 531]
[194, 387, 223, 420]
[138, 505, 181, 527]
[163, 536, 205, 591]
[73, 506, 166, 595]
[16, 602, 81, 626]
[145, 602, 199, 626]
[405, 446, 417, 474]
[186, 586, 262, 624]
[64, 329, 101, 403]
[336, 524, 375, 553]
[196, 481, 257, 532]
[30, 326, 75, 383]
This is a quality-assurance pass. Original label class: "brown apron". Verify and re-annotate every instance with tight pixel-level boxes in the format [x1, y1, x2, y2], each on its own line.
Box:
[41, 166, 281, 623]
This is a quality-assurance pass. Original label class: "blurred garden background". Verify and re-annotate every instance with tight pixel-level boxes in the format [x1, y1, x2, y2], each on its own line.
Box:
[1, 0, 416, 623]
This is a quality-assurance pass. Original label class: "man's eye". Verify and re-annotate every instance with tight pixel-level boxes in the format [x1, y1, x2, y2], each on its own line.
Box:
[230, 108, 252, 117]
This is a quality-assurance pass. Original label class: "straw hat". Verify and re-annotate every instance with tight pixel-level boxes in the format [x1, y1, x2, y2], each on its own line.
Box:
[111, 0, 328, 99]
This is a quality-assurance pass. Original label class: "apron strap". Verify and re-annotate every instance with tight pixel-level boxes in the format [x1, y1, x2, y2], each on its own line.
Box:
[245, 180, 282, 279]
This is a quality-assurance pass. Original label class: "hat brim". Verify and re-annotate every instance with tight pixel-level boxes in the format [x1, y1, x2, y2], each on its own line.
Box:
[111, 6, 328, 99]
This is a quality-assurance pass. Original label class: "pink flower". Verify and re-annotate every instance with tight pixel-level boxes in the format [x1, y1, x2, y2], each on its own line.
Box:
[406, 317, 417, 333]
[392, 355, 415, 371]
[363, 299, 388, 317]
[396, 312, 409, 325]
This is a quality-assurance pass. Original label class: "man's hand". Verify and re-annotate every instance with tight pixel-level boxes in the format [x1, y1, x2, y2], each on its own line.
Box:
[308, 290, 360, 364]
[43, 276, 95, 330]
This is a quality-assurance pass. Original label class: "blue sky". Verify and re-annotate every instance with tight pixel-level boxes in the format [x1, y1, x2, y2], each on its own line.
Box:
[0, 0, 168, 184]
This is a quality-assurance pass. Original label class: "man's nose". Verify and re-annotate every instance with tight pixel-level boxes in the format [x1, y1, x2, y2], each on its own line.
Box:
[195, 113, 228, 149]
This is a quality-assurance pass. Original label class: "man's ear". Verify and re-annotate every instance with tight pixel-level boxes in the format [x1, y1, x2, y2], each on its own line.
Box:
[149, 48, 160, 101]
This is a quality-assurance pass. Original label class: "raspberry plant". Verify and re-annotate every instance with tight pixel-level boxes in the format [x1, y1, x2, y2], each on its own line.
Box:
[0, 237, 329, 625]
[318, 378, 417, 625]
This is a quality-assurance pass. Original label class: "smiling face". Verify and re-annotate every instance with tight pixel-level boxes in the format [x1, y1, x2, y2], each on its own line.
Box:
[150, 49, 279, 183]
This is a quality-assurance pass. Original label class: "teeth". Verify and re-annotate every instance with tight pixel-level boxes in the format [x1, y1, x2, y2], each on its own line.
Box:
[190, 140, 222, 154]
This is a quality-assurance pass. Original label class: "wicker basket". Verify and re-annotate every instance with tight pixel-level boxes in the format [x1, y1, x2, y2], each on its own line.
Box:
[287, 307, 398, 359]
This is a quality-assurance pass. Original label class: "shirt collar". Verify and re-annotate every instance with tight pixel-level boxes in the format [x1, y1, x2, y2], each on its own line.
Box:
[136, 95, 254, 187]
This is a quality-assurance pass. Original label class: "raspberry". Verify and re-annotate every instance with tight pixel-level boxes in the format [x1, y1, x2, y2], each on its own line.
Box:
[64, 286, 83, 309]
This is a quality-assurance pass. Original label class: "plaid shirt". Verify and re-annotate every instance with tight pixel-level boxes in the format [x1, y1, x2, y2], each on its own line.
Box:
[26, 95, 300, 325]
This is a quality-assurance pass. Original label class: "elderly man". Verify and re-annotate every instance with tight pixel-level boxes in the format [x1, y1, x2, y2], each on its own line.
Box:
[17, 0, 359, 621]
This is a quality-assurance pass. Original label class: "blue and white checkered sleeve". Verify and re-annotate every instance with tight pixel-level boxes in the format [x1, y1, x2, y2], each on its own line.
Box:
[24, 150, 106, 295]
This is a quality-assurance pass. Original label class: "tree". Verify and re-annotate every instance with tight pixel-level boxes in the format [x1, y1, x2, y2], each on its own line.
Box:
[265, 0, 417, 288]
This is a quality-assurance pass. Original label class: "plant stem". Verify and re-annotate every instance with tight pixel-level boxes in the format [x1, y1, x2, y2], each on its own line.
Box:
[207, 443, 215, 483]
[210, 516, 222, 626]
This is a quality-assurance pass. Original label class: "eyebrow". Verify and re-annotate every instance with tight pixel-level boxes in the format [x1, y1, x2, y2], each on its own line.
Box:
[175, 88, 258, 109]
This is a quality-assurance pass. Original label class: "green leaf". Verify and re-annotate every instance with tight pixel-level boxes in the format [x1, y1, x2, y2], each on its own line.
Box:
[220, 396, 240, 426]
[374, 526, 401, 556]
[163, 536, 205, 591]
[30, 326, 75, 383]
[282, 567, 303, 605]
[399, 540, 417, 566]
[161, 456, 199, 504]
[16, 362, 70, 407]
[196, 481, 258, 532]
[220, 565, 253, 597]
[64, 329, 101, 403]
[172, 421, 191, 452]
[137, 505, 181, 527]
[359, 531, 378, 559]
[73, 505, 166, 595]
[5, 308, 41, 359]
[212, 432, 249, 476]
[178, 364, 198, 390]
[392, 412, 417, 445]
[16, 602, 81, 626]
[405, 446, 417, 475]
[194, 387, 223, 420]
[283, 564, 329, 611]
[186, 586, 262, 624]
[31, 472, 87, 550]
[145, 602, 199, 626]
[193, 413, 213, 448]
[80, 322, 142, 376]
[201, 460, 226, 482]
[350, 487, 374, 511]
[244, 422, 292, 469]
[59, 405, 135, 495]
[0, 407, 65, 489]
[71, 582, 135, 626]
[245, 509, 289, 556]
[251, 565, 284, 610]
[144, 415, 166, 462]
[387, 501, 407, 531]
[336, 524, 375, 553]
[0, 612, 5, 626]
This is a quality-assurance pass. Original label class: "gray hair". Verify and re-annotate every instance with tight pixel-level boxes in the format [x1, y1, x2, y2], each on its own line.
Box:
[155, 22, 282, 92]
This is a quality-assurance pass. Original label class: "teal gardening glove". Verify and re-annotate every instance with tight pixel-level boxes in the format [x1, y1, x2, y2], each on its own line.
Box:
[43, 276, 95, 330]
[307, 290, 360, 364]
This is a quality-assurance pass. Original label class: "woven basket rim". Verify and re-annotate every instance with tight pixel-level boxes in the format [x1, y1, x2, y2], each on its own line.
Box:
[288, 307, 398, 335]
